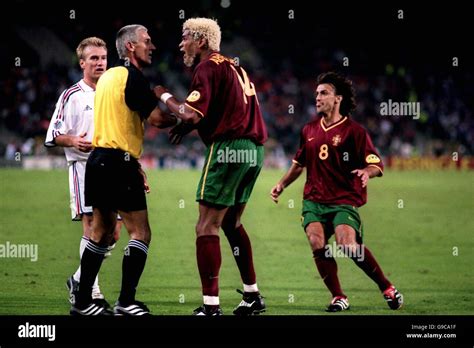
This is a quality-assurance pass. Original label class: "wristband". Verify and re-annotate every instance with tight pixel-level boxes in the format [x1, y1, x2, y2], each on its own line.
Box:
[160, 92, 173, 104]
[175, 116, 182, 126]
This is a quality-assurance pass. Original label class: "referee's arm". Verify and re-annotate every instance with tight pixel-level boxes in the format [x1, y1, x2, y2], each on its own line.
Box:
[124, 67, 179, 129]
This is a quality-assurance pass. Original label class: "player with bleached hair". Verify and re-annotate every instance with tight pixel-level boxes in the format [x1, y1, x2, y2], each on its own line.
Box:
[155, 17, 267, 316]
[45, 37, 122, 309]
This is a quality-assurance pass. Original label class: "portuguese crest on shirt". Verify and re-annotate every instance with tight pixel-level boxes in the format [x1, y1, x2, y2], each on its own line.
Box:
[332, 134, 342, 146]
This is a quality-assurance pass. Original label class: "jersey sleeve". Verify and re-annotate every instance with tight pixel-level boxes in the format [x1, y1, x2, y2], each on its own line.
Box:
[355, 128, 384, 176]
[124, 67, 158, 120]
[184, 61, 216, 118]
[292, 128, 307, 167]
[44, 90, 73, 147]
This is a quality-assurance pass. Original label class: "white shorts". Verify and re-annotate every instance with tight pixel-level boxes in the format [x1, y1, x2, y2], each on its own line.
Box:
[68, 161, 92, 220]
[68, 160, 122, 221]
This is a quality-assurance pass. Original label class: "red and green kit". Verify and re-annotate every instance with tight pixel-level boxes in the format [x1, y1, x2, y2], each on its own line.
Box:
[186, 53, 268, 206]
[293, 116, 384, 207]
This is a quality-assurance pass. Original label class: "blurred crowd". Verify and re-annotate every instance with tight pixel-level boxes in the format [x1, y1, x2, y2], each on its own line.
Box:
[2, 23, 473, 168]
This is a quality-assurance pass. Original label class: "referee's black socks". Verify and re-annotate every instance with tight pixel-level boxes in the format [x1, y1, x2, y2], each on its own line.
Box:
[118, 239, 149, 305]
[76, 240, 108, 308]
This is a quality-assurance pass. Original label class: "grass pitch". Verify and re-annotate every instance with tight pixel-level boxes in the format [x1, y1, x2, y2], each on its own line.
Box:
[0, 169, 473, 315]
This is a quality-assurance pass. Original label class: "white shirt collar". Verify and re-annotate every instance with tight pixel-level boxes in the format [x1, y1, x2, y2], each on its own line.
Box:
[78, 79, 95, 92]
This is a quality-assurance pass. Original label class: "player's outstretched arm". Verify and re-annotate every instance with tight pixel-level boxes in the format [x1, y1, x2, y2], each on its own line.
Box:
[154, 86, 202, 125]
[270, 162, 304, 203]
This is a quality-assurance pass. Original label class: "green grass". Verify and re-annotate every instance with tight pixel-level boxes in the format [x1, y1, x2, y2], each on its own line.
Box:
[0, 169, 473, 315]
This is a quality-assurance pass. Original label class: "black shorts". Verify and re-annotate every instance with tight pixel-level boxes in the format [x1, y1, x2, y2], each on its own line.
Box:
[85, 148, 147, 212]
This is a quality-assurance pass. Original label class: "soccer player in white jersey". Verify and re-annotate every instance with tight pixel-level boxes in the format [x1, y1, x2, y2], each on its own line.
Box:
[45, 37, 121, 307]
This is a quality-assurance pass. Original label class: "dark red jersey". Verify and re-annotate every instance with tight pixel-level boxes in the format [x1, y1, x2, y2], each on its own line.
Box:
[293, 116, 384, 207]
[185, 53, 267, 146]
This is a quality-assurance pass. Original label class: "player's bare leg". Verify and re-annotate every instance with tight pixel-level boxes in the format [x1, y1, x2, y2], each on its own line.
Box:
[104, 219, 122, 258]
[222, 204, 265, 315]
[90, 208, 117, 243]
[82, 214, 93, 237]
[306, 222, 349, 312]
[193, 202, 228, 315]
[112, 209, 151, 316]
[305, 221, 326, 250]
[196, 202, 228, 236]
[334, 224, 360, 256]
[109, 219, 122, 251]
[335, 224, 403, 309]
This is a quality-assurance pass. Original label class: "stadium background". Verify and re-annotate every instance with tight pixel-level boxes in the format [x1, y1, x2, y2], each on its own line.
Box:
[1, 0, 473, 317]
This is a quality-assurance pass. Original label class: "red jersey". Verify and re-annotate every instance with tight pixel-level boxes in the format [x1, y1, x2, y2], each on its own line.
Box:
[293, 116, 384, 207]
[185, 53, 267, 146]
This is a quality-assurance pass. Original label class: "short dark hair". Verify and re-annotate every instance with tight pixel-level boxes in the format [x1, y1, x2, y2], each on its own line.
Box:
[316, 72, 356, 116]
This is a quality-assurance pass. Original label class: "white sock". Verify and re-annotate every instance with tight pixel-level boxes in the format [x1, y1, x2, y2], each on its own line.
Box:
[243, 283, 259, 293]
[73, 236, 89, 282]
[203, 295, 219, 305]
[92, 275, 101, 296]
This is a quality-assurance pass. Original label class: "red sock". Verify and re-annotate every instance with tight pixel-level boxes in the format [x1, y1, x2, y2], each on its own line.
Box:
[196, 235, 221, 297]
[223, 225, 256, 285]
[313, 248, 345, 298]
[351, 245, 391, 291]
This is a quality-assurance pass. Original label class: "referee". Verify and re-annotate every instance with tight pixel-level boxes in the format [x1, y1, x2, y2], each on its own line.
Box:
[70, 24, 178, 316]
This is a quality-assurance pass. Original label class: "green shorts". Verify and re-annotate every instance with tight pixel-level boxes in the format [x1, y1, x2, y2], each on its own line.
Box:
[196, 139, 264, 207]
[301, 200, 364, 242]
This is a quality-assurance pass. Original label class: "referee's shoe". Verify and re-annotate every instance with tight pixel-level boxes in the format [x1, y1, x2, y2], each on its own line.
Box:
[70, 299, 113, 316]
[113, 300, 151, 316]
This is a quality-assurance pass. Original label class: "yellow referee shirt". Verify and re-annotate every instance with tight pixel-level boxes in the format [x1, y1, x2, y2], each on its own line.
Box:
[93, 60, 157, 159]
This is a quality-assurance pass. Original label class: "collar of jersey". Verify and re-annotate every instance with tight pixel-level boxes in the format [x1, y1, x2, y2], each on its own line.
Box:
[320, 116, 347, 132]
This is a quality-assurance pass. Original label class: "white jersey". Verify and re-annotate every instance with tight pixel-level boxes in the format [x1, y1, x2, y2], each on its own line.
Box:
[45, 79, 95, 162]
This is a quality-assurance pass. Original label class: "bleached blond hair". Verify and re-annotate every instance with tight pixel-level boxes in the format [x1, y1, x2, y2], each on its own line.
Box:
[183, 18, 221, 51]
